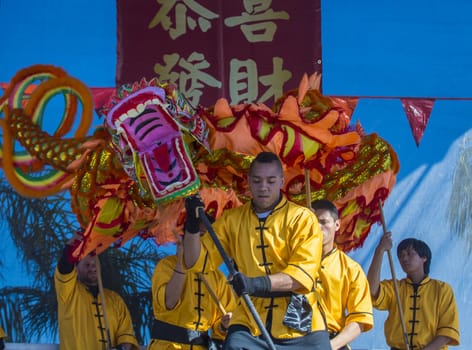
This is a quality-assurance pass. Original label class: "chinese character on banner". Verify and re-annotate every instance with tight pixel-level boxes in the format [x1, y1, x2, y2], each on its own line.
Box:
[224, 1, 290, 43]
[117, 0, 321, 107]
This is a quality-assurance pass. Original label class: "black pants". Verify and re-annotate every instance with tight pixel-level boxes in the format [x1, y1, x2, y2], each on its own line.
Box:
[223, 325, 330, 350]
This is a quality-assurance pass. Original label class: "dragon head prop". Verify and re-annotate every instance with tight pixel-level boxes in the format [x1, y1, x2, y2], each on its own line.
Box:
[102, 80, 209, 203]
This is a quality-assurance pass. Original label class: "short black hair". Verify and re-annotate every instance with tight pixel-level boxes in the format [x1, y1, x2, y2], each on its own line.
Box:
[249, 152, 283, 175]
[397, 238, 432, 275]
[311, 199, 339, 220]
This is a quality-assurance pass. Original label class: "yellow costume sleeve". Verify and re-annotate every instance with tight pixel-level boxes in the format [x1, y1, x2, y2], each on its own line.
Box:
[318, 249, 373, 333]
[106, 290, 140, 350]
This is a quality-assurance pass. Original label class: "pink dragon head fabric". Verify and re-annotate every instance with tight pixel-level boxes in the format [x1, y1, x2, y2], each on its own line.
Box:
[104, 83, 209, 203]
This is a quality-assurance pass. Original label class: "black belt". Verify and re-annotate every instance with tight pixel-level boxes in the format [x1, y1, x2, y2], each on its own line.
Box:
[151, 319, 210, 346]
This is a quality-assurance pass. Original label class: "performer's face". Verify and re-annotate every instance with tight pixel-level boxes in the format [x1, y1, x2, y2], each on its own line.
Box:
[248, 161, 284, 213]
[77, 255, 98, 286]
[313, 208, 340, 252]
[398, 247, 427, 276]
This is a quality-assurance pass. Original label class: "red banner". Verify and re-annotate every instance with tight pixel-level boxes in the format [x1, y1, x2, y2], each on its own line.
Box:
[117, 0, 322, 107]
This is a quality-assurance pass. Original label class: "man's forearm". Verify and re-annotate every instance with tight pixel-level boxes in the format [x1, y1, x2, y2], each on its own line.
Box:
[367, 248, 384, 298]
[182, 233, 201, 269]
[268, 273, 302, 292]
[57, 245, 75, 274]
[331, 322, 362, 350]
[165, 270, 186, 309]
[423, 335, 452, 350]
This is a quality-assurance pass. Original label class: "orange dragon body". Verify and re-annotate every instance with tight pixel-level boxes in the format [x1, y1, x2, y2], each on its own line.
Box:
[0, 65, 399, 260]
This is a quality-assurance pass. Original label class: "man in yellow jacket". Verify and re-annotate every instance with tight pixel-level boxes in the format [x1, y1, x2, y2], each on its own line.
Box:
[55, 232, 139, 350]
[148, 237, 236, 349]
[183, 152, 330, 350]
[368, 233, 460, 350]
[312, 199, 373, 350]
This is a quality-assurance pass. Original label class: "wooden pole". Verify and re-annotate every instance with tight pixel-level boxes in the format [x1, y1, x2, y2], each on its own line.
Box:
[304, 168, 311, 208]
[198, 272, 227, 315]
[378, 200, 410, 350]
[94, 255, 113, 350]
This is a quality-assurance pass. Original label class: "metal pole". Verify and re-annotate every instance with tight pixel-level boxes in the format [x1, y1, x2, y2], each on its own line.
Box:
[198, 208, 277, 350]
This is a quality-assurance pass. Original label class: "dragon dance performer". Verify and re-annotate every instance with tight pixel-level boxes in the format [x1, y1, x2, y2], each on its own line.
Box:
[311, 199, 374, 350]
[183, 152, 330, 350]
[54, 232, 139, 350]
[148, 231, 236, 350]
[0, 326, 6, 350]
[368, 234, 460, 350]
